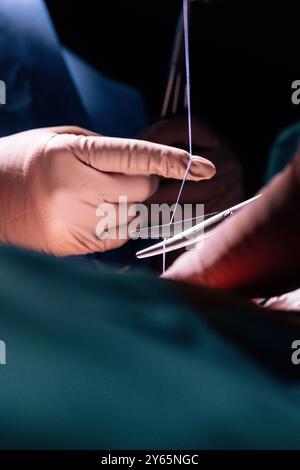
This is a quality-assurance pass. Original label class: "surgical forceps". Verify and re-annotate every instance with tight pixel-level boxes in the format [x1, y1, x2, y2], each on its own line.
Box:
[136, 194, 261, 258]
[161, 8, 186, 117]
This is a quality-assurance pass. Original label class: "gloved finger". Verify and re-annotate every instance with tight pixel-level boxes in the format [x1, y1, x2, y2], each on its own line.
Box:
[162, 247, 203, 281]
[260, 288, 300, 311]
[69, 135, 216, 181]
[58, 223, 131, 255]
[139, 117, 219, 150]
[82, 166, 159, 203]
[53, 200, 137, 255]
[87, 200, 149, 252]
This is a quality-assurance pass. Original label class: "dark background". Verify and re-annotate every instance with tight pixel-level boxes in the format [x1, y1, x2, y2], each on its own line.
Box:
[46, 0, 300, 193]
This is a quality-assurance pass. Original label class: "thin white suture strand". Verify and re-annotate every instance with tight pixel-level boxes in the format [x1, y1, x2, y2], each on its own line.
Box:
[162, 237, 166, 273]
[183, 0, 193, 159]
[162, 0, 193, 273]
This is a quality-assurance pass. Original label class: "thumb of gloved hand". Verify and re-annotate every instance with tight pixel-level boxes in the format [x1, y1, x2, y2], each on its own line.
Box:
[0, 126, 215, 256]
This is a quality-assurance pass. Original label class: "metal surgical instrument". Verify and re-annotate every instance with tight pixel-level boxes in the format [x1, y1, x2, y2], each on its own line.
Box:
[136, 194, 261, 259]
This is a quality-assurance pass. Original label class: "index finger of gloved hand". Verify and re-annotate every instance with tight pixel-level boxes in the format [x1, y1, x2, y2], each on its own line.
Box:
[139, 117, 219, 150]
[71, 135, 216, 181]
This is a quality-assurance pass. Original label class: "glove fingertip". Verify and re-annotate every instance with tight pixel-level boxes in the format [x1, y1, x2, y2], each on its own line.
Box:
[187, 155, 216, 180]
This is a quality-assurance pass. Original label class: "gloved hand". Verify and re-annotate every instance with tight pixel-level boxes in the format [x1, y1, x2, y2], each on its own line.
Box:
[163, 151, 300, 298]
[140, 116, 243, 212]
[0, 126, 215, 256]
[256, 289, 300, 311]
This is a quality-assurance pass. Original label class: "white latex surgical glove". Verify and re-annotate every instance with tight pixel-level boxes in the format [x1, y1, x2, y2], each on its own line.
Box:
[0, 126, 215, 256]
